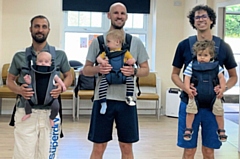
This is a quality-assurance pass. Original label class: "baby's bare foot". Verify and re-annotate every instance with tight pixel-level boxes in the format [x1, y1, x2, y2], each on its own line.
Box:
[22, 114, 31, 121]
[50, 119, 55, 127]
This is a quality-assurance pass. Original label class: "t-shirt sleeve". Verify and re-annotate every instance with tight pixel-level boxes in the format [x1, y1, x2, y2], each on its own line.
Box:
[86, 38, 100, 63]
[125, 51, 133, 59]
[222, 41, 237, 69]
[131, 37, 149, 65]
[218, 65, 224, 74]
[172, 41, 185, 69]
[58, 50, 71, 74]
[183, 61, 193, 77]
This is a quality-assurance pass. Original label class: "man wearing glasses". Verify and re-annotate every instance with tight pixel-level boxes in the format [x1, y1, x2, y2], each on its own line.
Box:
[171, 5, 237, 159]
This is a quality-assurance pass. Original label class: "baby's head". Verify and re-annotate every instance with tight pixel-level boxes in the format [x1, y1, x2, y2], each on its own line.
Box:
[36, 51, 52, 66]
[193, 40, 215, 63]
[106, 29, 124, 50]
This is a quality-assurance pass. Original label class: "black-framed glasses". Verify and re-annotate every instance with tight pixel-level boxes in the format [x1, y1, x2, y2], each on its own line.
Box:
[194, 14, 208, 21]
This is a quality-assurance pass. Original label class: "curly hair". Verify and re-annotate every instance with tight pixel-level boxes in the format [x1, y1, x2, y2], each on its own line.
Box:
[193, 40, 215, 58]
[187, 5, 216, 29]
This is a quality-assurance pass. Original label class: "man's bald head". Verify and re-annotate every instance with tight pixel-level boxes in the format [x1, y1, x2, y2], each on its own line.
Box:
[109, 2, 127, 13]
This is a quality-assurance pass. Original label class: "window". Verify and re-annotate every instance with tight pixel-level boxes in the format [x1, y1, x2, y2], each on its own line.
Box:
[63, 11, 148, 65]
[224, 5, 240, 88]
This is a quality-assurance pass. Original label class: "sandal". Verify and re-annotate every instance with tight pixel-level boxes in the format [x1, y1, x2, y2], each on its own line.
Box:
[217, 129, 228, 142]
[183, 128, 194, 141]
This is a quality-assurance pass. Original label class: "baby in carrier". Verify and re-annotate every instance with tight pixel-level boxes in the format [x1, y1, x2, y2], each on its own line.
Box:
[183, 40, 227, 142]
[97, 30, 136, 114]
[22, 51, 66, 126]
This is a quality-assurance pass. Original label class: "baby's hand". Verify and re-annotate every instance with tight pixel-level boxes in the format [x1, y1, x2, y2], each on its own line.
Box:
[126, 58, 136, 65]
[101, 59, 109, 67]
[23, 74, 31, 85]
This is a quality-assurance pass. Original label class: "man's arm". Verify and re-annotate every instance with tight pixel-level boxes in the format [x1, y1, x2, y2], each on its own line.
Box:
[226, 68, 238, 89]
[217, 73, 226, 98]
[171, 66, 185, 90]
[7, 73, 34, 99]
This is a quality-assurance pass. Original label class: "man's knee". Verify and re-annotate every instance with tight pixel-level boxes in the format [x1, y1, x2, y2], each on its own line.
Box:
[93, 143, 107, 154]
[202, 146, 214, 159]
[119, 142, 132, 155]
[183, 148, 196, 159]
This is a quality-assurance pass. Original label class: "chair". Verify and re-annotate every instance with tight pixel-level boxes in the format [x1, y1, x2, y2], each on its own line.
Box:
[2, 63, 10, 85]
[137, 72, 161, 120]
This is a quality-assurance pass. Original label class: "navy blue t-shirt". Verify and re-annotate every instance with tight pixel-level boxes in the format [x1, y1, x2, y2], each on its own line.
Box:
[172, 36, 237, 72]
[172, 36, 237, 107]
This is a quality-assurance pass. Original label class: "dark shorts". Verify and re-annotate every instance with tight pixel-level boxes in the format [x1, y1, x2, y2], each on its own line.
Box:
[88, 100, 139, 143]
[177, 101, 222, 149]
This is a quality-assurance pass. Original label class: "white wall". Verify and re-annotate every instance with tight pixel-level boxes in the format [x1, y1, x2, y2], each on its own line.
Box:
[1, 0, 63, 64]
[154, 0, 184, 113]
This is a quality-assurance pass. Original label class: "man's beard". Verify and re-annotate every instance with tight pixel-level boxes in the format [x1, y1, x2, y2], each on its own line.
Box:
[112, 22, 125, 29]
[32, 33, 48, 43]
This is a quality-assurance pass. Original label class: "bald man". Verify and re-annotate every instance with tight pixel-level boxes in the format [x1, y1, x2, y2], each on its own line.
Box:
[83, 2, 149, 159]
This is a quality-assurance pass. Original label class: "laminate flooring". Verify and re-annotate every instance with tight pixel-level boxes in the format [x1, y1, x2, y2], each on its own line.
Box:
[0, 114, 240, 159]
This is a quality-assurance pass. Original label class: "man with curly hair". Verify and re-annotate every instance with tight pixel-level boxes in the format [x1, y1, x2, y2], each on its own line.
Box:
[171, 5, 238, 159]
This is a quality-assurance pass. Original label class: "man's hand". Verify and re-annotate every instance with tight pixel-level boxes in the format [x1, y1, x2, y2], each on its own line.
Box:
[190, 83, 197, 96]
[99, 63, 112, 75]
[214, 85, 220, 95]
[121, 65, 134, 76]
[20, 84, 34, 100]
[214, 85, 224, 98]
[50, 83, 62, 98]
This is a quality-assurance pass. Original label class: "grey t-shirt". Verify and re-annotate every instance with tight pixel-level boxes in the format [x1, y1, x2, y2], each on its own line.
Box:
[86, 32, 149, 101]
[9, 43, 71, 108]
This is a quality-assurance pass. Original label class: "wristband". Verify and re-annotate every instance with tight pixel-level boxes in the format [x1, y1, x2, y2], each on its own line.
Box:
[134, 68, 138, 76]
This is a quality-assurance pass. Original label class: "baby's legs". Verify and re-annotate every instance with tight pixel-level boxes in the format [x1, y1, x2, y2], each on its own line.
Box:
[125, 76, 135, 106]
[22, 101, 33, 121]
[184, 98, 197, 140]
[212, 98, 227, 141]
[99, 76, 108, 114]
[49, 99, 59, 127]
[216, 115, 224, 131]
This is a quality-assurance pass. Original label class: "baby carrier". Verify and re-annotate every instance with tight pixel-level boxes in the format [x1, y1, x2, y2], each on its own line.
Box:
[21, 46, 58, 109]
[180, 35, 221, 109]
[103, 46, 128, 84]
[190, 59, 219, 108]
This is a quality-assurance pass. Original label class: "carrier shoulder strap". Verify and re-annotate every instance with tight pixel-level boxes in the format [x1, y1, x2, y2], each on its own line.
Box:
[97, 35, 105, 57]
[188, 35, 221, 56]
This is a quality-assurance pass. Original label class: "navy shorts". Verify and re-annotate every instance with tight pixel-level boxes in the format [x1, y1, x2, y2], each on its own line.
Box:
[177, 101, 222, 149]
[88, 100, 139, 143]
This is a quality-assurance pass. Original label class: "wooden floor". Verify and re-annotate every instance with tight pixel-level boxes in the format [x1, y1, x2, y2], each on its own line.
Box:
[0, 114, 240, 159]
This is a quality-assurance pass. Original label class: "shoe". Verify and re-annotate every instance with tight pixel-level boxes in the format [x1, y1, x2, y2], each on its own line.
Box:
[126, 96, 136, 106]
[217, 129, 228, 142]
[183, 128, 194, 141]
